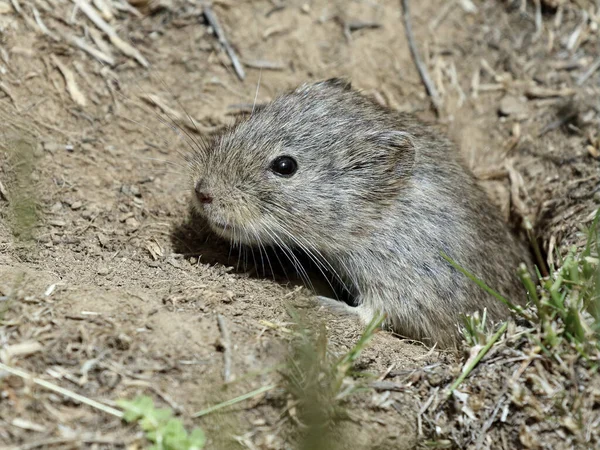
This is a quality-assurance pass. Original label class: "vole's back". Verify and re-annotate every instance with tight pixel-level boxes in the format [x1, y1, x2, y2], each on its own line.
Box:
[343, 118, 529, 346]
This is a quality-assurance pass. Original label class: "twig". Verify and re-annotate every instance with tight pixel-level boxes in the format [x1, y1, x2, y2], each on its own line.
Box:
[505, 159, 529, 218]
[31, 6, 60, 41]
[63, 32, 116, 65]
[400, 0, 441, 115]
[0, 362, 123, 418]
[8, 436, 124, 450]
[523, 217, 549, 277]
[73, 0, 148, 67]
[416, 387, 438, 435]
[217, 314, 233, 383]
[0, 179, 9, 202]
[192, 384, 276, 418]
[243, 59, 286, 71]
[10, 0, 38, 30]
[202, 3, 246, 81]
[475, 393, 507, 449]
[577, 56, 600, 86]
[51, 55, 87, 107]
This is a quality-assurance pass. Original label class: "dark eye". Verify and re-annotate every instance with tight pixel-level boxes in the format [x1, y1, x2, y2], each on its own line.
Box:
[270, 156, 298, 177]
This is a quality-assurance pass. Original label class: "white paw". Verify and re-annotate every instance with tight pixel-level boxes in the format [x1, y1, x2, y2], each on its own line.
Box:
[314, 296, 378, 326]
[315, 295, 360, 318]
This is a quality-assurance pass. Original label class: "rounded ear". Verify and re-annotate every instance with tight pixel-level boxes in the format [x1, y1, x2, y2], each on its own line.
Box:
[372, 131, 415, 179]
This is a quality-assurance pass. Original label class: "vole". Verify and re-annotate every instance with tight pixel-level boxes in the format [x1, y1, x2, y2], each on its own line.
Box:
[187, 78, 532, 348]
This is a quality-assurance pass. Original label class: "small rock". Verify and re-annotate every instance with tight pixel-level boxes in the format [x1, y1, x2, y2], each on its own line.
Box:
[48, 219, 67, 227]
[50, 202, 63, 213]
[499, 95, 527, 117]
[70, 201, 83, 210]
[0, 2, 13, 14]
[43, 142, 61, 153]
[223, 290, 235, 303]
[119, 212, 134, 222]
[97, 266, 110, 276]
[120, 184, 133, 196]
[167, 257, 183, 269]
[125, 217, 140, 229]
[97, 233, 110, 248]
[120, 184, 141, 198]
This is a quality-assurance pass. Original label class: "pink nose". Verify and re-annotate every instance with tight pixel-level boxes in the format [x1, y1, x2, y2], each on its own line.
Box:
[195, 182, 213, 204]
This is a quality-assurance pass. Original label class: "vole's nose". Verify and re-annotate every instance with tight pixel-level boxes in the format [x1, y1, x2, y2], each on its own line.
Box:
[194, 181, 213, 204]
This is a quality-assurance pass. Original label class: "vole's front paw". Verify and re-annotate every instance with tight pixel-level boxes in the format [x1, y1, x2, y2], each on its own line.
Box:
[314, 296, 377, 326]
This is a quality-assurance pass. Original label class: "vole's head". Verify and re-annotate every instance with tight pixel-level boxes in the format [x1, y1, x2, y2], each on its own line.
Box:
[188, 79, 415, 251]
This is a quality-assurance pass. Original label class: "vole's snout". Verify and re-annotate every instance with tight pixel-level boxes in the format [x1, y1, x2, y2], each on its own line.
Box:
[194, 180, 213, 204]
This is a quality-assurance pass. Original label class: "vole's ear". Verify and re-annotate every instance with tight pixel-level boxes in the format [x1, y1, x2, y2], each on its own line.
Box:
[322, 77, 352, 91]
[372, 131, 415, 179]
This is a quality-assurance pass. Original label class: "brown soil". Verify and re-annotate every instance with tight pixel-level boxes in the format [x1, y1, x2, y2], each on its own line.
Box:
[0, 0, 598, 449]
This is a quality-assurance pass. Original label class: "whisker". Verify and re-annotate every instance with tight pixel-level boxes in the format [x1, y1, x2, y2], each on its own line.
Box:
[250, 225, 276, 280]
[263, 227, 315, 293]
[147, 70, 210, 154]
[262, 208, 350, 294]
[251, 69, 262, 116]
[95, 61, 206, 167]
[274, 224, 341, 299]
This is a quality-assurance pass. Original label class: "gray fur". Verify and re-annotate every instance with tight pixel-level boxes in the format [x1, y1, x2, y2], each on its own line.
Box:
[188, 79, 532, 348]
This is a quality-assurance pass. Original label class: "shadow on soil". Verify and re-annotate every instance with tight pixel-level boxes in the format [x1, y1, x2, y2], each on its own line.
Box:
[170, 208, 356, 305]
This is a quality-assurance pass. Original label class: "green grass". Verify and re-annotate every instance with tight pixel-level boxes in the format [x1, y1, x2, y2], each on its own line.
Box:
[519, 209, 600, 356]
[447, 208, 599, 356]
[280, 309, 385, 450]
[441, 209, 600, 397]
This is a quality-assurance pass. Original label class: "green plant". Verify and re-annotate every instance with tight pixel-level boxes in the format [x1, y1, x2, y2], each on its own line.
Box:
[519, 209, 600, 354]
[461, 308, 491, 348]
[280, 310, 385, 450]
[118, 396, 206, 450]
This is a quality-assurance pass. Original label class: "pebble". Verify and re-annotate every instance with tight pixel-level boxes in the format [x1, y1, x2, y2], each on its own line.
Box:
[125, 217, 140, 229]
[71, 201, 83, 210]
[97, 266, 110, 276]
[48, 219, 67, 227]
[499, 95, 527, 117]
[223, 290, 235, 303]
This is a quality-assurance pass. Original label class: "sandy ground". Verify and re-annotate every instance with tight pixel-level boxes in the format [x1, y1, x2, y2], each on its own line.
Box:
[0, 0, 599, 449]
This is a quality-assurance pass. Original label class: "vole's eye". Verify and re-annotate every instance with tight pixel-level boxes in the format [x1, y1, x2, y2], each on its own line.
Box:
[270, 155, 298, 177]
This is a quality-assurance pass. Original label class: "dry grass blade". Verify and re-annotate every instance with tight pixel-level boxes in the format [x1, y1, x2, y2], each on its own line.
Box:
[74, 0, 149, 67]
[202, 3, 246, 81]
[192, 384, 276, 418]
[0, 362, 124, 418]
[400, 0, 442, 115]
[50, 55, 87, 107]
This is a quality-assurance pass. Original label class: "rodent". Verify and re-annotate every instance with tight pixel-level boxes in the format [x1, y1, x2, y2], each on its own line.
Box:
[187, 78, 532, 348]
